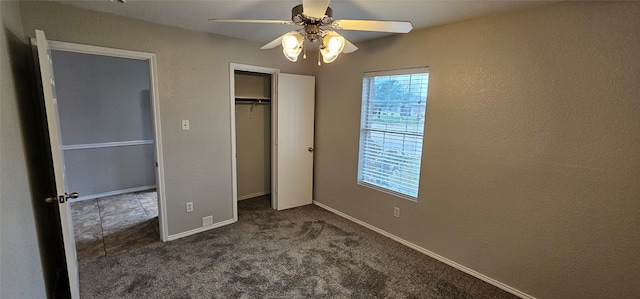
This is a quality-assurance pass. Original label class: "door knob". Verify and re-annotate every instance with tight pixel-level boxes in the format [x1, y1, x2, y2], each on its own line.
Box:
[308, 147, 314, 152]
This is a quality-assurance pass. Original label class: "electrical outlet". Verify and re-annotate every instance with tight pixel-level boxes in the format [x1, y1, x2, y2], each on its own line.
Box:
[186, 202, 193, 212]
[394, 207, 400, 218]
[181, 120, 190, 131]
[202, 216, 213, 227]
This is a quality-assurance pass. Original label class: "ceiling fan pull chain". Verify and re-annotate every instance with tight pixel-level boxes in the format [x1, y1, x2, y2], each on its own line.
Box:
[317, 51, 321, 66]
[303, 46, 307, 60]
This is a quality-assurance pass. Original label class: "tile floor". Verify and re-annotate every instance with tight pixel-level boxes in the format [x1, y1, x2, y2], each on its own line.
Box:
[70, 189, 160, 263]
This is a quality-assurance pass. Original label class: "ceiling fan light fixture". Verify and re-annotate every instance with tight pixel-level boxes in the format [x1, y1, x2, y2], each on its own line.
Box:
[283, 47, 302, 62]
[320, 31, 345, 63]
[281, 31, 304, 62]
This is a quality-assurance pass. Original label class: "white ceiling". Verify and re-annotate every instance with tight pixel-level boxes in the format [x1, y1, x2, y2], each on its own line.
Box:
[50, 0, 557, 46]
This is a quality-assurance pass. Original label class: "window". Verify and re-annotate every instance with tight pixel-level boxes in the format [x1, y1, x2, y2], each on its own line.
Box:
[357, 67, 429, 200]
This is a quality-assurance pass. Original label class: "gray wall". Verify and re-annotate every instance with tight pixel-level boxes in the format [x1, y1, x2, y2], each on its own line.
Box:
[51, 50, 155, 198]
[64, 145, 156, 195]
[0, 1, 47, 298]
[313, 2, 640, 298]
[235, 72, 271, 199]
[18, 1, 313, 236]
[52, 51, 153, 144]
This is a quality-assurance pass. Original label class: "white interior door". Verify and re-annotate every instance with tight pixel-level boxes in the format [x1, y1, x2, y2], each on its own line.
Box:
[274, 73, 315, 210]
[35, 29, 80, 299]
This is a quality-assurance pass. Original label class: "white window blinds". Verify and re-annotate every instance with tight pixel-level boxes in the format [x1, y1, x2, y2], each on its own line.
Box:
[357, 67, 429, 200]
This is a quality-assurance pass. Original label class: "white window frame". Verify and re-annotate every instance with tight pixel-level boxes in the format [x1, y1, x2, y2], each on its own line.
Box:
[357, 67, 429, 201]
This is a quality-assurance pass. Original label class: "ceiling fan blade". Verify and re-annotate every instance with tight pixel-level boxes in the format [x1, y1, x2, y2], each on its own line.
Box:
[332, 19, 413, 33]
[330, 31, 358, 54]
[342, 38, 358, 54]
[209, 19, 294, 25]
[260, 34, 287, 50]
[303, 0, 331, 19]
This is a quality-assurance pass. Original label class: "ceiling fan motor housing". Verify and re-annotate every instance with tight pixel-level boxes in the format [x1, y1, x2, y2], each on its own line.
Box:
[292, 4, 333, 42]
[292, 4, 333, 26]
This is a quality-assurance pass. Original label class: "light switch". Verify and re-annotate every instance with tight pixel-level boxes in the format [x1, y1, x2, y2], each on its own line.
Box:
[181, 120, 190, 131]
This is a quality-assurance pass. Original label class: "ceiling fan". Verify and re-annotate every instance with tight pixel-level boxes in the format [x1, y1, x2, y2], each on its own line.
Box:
[209, 0, 413, 65]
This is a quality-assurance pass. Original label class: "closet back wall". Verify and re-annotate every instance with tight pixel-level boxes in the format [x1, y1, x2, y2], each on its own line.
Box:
[51, 50, 156, 200]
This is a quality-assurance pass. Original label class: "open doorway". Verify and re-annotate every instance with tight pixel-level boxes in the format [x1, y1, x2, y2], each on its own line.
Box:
[44, 41, 167, 263]
[230, 63, 316, 217]
[229, 64, 279, 218]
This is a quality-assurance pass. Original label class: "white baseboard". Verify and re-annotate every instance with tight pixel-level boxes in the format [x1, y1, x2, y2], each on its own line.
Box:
[312, 200, 534, 299]
[166, 218, 236, 241]
[237, 191, 271, 201]
[71, 185, 157, 202]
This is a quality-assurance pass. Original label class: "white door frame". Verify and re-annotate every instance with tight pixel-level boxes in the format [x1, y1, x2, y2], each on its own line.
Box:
[229, 63, 280, 214]
[41, 39, 169, 242]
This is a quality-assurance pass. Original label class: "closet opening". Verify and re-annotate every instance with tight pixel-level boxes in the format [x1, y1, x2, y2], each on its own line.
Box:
[233, 70, 274, 207]
[230, 63, 314, 218]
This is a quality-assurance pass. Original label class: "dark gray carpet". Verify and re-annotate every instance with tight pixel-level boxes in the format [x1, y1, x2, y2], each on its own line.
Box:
[79, 196, 517, 298]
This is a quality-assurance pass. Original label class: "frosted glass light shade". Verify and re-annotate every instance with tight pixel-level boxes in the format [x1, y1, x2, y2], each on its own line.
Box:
[282, 31, 304, 62]
[320, 31, 345, 63]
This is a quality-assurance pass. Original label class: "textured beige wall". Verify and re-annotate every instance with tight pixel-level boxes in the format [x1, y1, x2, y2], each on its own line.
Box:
[18, 1, 312, 235]
[0, 1, 47, 297]
[314, 2, 640, 298]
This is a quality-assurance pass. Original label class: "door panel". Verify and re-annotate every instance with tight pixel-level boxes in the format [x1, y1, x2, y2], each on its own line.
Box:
[275, 73, 315, 210]
[35, 29, 80, 299]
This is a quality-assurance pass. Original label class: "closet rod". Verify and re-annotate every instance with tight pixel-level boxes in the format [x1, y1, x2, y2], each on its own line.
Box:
[235, 99, 271, 105]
